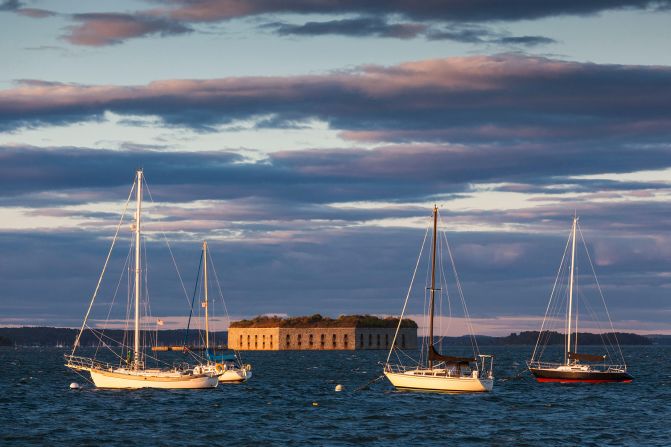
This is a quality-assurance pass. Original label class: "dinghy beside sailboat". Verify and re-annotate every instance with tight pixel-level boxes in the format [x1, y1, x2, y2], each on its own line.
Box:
[187, 241, 252, 383]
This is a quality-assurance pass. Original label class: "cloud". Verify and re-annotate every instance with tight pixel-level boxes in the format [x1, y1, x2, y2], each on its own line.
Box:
[31, 0, 669, 46]
[2, 137, 670, 207]
[0, 0, 20, 11]
[151, 0, 671, 23]
[64, 12, 192, 46]
[267, 17, 427, 39]
[426, 24, 557, 46]
[267, 19, 556, 46]
[2, 55, 671, 151]
[16, 7, 55, 18]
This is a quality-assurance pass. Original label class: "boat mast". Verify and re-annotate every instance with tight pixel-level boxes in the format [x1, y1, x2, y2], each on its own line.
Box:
[133, 169, 142, 370]
[203, 240, 209, 352]
[428, 205, 438, 369]
[566, 214, 577, 365]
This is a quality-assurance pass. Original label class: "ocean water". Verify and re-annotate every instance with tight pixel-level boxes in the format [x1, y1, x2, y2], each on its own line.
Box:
[1, 346, 669, 446]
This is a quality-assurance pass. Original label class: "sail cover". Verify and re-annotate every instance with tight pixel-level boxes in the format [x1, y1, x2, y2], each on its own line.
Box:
[205, 350, 237, 362]
[568, 351, 606, 362]
[428, 345, 476, 365]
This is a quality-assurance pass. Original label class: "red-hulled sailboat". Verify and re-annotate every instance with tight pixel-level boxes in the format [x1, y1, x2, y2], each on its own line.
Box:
[527, 215, 632, 384]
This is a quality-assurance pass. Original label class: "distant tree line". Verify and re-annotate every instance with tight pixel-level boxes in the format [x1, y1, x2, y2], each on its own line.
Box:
[0, 327, 663, 347]
[430, 331, 652, 346]
[0, 327, 227, 348]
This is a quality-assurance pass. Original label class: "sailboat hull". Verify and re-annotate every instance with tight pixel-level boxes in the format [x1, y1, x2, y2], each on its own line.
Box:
[384, 370, 493, 392]
[89, 368, 219, 389]
[529, 367, 632, 383]
[218, 369, 251, 383]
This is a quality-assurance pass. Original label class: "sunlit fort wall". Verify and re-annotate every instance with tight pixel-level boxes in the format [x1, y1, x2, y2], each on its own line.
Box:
[227, 316, 418, 351]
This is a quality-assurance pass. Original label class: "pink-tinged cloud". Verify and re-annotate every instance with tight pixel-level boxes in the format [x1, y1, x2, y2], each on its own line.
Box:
[16, 8, 55, 18]
[64, 13, 191, 46]
[2, 54, 671, 146]
[148, 0, 671, 23]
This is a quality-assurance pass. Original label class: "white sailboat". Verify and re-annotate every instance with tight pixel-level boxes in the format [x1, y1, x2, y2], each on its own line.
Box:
[65, 170, 218, 389]
[193, 241, 252, 383]
[527, 214, 632, 383]
[384, 206, 494, 393]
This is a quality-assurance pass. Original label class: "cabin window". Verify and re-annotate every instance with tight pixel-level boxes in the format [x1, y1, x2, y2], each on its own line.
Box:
[377, 334, 380, 347]
[360, 334, 364, 348]
[309, 334, 314, 347]
[332, 334, 337, 348]
[344, 334, 348, 348]
[320, 334, 325, 347]
[385, 334, 389, 347]
[401, 334, 406, 348]
[298, 334, 302, 347]
[286, 334, 291, 347]
[369, 333, 373, 346]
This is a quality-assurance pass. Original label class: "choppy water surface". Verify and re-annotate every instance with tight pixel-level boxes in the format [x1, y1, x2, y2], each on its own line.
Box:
[1, 346, 669, 446]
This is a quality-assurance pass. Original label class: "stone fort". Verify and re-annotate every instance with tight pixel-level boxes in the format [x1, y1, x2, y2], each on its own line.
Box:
[228, 315, 417, 351]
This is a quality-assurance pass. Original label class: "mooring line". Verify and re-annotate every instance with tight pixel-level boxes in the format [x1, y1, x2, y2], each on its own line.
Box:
[355, 374, 386, 392]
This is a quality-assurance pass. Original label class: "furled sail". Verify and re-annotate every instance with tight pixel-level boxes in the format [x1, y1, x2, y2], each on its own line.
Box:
[568, 351, 606, 362]
[428, 345, 475, 365]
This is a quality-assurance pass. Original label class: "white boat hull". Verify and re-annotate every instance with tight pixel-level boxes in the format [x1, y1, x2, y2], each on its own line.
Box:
[200, 363, 252, 383]
[89, 368, 218, 389]
[218, 369, 252, 383]
[385, 370, 493, 393]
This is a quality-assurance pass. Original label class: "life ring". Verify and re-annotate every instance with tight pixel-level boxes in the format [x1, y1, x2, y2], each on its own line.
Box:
[215, 363, 225, 374]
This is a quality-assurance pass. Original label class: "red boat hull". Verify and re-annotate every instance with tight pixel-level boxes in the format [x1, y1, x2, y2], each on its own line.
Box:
[530, 367, 633, 383]
[535, 377, 633, 384]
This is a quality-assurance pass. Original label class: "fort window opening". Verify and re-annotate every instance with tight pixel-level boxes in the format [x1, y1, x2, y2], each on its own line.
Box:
[369, 334, 373, 346]
[385, 334, 389, 347]
[309, 334, 314, 347]
[360, 333, 364, 348]
[320, 334, 325, 347]
[286, 334, 290, 347]
[377, 334, 380, 347]
[298, 334, 302, 347]
[332, 334, 337, 348]
[344, 334, 348, 348]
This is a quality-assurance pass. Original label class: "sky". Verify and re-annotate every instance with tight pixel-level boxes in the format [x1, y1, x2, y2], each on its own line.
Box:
[1, 0, 670, 336]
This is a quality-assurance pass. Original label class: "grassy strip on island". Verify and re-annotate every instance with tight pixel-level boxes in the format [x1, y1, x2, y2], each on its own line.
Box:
[229, 314, 418, 329]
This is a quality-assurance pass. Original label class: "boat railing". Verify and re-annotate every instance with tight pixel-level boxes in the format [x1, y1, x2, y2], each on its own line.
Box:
[64, 354, 115, 372]
[384, 362, 409, 374]
[527, 360, 627, 372]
